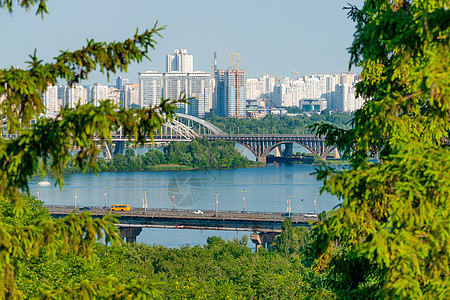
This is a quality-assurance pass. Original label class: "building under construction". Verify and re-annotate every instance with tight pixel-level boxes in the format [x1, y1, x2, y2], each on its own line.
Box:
[214, 69, 246, 118]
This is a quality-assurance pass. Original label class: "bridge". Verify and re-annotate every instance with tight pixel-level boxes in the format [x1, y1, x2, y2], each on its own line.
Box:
[46, 206, 317, 250]
[205, 134, 335, 162]
[105, 113, 336, 162]
[2, 112, 337, 162]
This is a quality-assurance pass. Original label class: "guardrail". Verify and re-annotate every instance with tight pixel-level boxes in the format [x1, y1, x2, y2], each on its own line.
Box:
[45, 205, 318, 222]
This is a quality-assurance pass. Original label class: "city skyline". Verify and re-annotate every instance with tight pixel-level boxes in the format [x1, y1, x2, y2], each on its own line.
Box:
[0, 0, 363, 85]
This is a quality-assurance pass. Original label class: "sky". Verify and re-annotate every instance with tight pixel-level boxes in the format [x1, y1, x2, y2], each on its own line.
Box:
[0, 0, 363, 85]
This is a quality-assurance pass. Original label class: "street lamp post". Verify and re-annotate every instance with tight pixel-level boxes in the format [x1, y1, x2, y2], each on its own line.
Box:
[242, 190, 247, 212]
[143, 190, 148, 213]
[73, 188, 78, 209]
[214, 193, 219, 216]
[313, 193, 318, 215]
[287, 195, 292, 217]
[104, 186, 108, 209]
[171, 188, 177, 210]
[300, 198, 304, 214]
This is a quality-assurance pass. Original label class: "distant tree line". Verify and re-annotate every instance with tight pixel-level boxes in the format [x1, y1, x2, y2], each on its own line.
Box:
[59, 138, 257, 173]
[204, 113, 352, 135]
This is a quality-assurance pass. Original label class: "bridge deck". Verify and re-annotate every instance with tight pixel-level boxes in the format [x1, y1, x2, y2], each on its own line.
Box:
[47, 206, 317, 233]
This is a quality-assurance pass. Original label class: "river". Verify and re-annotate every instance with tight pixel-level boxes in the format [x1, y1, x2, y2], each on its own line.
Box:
[31, 161, 341, 248]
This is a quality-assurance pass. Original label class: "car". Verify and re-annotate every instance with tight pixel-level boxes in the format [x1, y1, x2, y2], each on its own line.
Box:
[304, 213, 317, 218]
[79, 206, 91, 211]
[281, 213, 292, 217]
[193, 210, 203, 215]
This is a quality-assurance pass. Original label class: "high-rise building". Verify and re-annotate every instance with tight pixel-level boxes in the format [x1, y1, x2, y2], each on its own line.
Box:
[335, 83, 364, 112]
[246, 78, 264, 100]
[42, 85, 59, 114]
[121, 83, 140, 108]
[214, 69, 246, 117]
[116, 76, 129, 90]
[107, 87, 121, 106]
[163, 72, 188, 113]
[139, 71, 163, 108]
[140, 49, 211, 117]
[88, 83, 109, 106]
[187, 72, 212, 117]
[65, 85, 87, 108]
[166, 49, 193, 73]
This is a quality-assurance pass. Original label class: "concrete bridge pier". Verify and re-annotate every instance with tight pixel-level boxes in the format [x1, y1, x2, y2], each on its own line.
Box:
[119, 227, 142, 243]
[282, 143, 293, 156]
[333, 148, 341, 159]
[256, 156, 266, 163]
[250, 232, 276, 252]
[114, 141, 125, 156]
[103, 142, 113, 161]
[273, 145, 282, 157]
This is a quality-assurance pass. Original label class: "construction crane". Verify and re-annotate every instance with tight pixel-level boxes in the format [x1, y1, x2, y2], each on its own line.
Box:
[292, 70, 299, 79]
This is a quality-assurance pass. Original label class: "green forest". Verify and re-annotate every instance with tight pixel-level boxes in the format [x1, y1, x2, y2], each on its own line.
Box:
[0, 0, 448, 299]
[60, 138, 258, 173]
[204, 113, 352, 135]
[5, 195, 331, 299]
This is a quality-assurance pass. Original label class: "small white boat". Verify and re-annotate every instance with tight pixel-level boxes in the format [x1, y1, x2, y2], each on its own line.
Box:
[38, 181, 51, 187]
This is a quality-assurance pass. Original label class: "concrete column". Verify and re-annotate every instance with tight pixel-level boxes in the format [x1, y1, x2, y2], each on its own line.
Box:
[103, 141, 113, 161]
[119, 227, 142, 243]
[250, 232, 276, 251]
[333, 148, 341, 159]
[256, 156, 266, 163]
[114, 141, 125, 156]
[273, 145, 282, 157]
[282, 143, 293, 156]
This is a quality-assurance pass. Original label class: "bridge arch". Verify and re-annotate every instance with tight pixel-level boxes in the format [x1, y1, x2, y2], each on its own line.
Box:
[260, 141, 319, 158]
[319, 145, 338, 159]
[175, 113, 226, 135]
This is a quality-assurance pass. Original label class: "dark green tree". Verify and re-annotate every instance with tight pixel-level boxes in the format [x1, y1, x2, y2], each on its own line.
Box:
[309, 1, 450, 298]
[272, 217, 295, 256]
[0, 0, 186, 297]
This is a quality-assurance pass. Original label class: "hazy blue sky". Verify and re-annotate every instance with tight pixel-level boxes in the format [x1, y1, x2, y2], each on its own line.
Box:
[0, 0, 363, 84]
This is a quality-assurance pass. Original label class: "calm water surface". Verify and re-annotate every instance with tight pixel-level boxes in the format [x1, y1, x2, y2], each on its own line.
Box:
[32, 162, 341, 248]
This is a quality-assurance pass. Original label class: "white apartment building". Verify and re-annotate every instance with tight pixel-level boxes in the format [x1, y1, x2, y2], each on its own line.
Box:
[88, 83, 109, 106]
[121, 83, 140, 108]
[107, 87, 121, 106]
[187, 72, 212, 117]
[335, 83, 364, 112]
[42, 85, 59, 113]
[246, 73, 363, 112]
[139, 71, 212, 117]
[166, 49, 194, 73]
[65, 85, 87, 108]
[246, 78, 263, 100]
[139, 71, 163, 108]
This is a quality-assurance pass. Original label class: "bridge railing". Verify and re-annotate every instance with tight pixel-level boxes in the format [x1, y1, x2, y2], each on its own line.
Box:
[45, 205, 311, 220]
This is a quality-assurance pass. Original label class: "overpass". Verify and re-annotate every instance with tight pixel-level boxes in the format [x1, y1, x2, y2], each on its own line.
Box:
[46, 206, 317, 250]
[2, 113, 337, 162]
[205, 134, 335, 162]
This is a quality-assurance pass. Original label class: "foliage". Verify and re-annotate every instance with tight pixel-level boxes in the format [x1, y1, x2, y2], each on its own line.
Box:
[163, 138, 255, 169]
[0, 1, 186, 298]
[309, 1, 450, 299]
[54, 138, 257, 173]
[272, 218, 312, 257]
